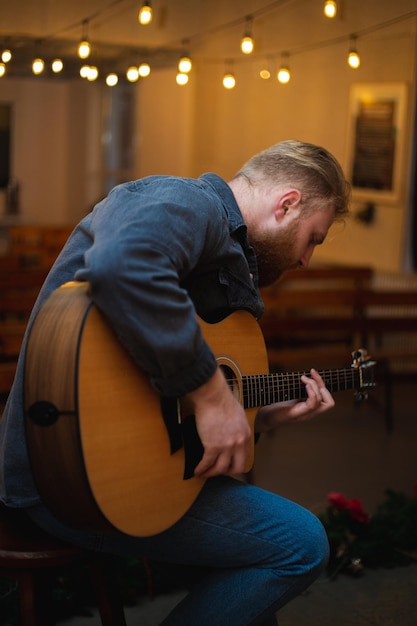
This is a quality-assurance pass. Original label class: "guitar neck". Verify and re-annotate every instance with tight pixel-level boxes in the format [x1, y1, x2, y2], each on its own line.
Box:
[243, 367, 360, 409]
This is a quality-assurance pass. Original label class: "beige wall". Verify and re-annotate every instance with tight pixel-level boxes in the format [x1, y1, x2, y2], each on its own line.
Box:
[1, 0, 416, 272]
[0, 78, 102, 225]
[137, 0, 417, 273]
[136, 67, 196, 178]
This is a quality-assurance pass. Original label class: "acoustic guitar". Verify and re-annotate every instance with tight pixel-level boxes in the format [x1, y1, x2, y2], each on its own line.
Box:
[24, 281, 375, 537]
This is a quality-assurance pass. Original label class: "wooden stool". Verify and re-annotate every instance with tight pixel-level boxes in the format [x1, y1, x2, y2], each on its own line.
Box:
[0, 502, 127, 625]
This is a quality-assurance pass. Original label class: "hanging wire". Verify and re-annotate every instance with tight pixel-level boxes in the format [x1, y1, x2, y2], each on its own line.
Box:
[3, 1, 417, 82]
[13, 0, 417, 61]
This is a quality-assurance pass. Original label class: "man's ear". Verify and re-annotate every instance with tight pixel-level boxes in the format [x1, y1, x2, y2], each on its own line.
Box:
[274, 189, 302, 221]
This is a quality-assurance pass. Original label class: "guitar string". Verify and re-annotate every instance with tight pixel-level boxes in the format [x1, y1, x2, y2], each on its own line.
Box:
[243, 374, 358, 407]
[225, 368, 367, 408]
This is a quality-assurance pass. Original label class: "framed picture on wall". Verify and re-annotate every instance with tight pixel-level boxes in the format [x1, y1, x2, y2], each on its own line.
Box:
[346, 82, 408, 204]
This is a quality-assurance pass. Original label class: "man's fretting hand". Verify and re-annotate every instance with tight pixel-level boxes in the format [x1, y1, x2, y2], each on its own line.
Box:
[255, 368, 335, 432]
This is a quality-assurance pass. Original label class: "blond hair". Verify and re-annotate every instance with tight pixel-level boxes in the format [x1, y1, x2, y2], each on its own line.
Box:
[233, 140, 350, 220]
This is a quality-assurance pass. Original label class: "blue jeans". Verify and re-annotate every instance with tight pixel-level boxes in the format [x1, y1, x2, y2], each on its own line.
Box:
[27, 476, 329, 625]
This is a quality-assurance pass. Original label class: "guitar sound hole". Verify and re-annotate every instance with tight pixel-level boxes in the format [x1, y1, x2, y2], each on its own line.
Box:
[220, 364, 240, 400]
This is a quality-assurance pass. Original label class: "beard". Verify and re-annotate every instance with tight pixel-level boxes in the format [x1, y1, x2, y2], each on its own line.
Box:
[248, 219, 300, 287]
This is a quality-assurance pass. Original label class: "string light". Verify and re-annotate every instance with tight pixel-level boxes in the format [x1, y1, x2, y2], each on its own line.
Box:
[87, 66, 99, 81]
[31, 39, 45, 75]
[223, 61, 236, 89]
[138, 62, 151, 77]
[178, 56, 192, 73]
[277, 53, 291, 84]
[106, 72, 118, 86]
[176, 72, 189, 85]
[176, 53, 191, 85]
[0, 63, 5, 77]
[223, 73, 236, 89]
[259, 57, 273, 80]
[1, 49, 11, 63]
[78, 40, 91, 59]
[324, 1, 337, 19]
[80, 65, 89, 78]
[126, 65, 140, 82]
[347, 35, 361, 68]
[240, 16, 254, 54]
[51, 58, 64, 73]
[138, 1, 152, 25]
[80, 65, 98, 80]
[78, 20, 91, 59]
[1, 3, 413, 84]
[32, 58, 45, 75]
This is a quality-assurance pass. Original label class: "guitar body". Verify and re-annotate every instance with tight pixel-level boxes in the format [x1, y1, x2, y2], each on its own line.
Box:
[24, 282, 268, 537]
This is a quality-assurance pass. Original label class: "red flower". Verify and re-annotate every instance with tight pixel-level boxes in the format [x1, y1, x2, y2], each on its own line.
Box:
[328, 492, 349, 510]
[327, 492, 370, 524]
[346, 498, 370, 523]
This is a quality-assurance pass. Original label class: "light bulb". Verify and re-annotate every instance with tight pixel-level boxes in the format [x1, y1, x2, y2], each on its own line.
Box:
[260, 58, 273, 80]
[1, 49, 11, 63]
[139, 2, 152, 25]
[87, 66, 99, 81]
[80, 65, 90, 78]
[348, 37, 360, 68]
[127, 66, 140, 82]
[240, 36, 254, 55]
[138, 62, 151, 77]
[106, 73, 118, 87]
[176, 72, 189, 85]
[324, 1, 337, 18]
[0, 63, 5, 77]
[51, 58, 63, 73]
[178, 56, 192, 73]
[277, 67, 290, 84]
[78, 40, 90, 59]
[223, 73, 236, 89]
[78, 20, 91, 59]
[348, 51, 360, 68]
[240, 16, 254, 55]
[32, 58, 44, 75]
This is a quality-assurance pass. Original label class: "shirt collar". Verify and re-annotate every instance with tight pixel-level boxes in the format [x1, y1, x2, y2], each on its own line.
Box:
[199, 172, 259, 285]
[199, 173, 246, 234]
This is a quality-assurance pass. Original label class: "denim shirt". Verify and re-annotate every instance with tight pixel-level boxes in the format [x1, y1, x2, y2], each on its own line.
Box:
[0, 173, 264, 506]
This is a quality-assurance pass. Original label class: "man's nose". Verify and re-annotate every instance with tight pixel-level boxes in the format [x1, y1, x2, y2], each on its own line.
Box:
[299, 247, 314, 269]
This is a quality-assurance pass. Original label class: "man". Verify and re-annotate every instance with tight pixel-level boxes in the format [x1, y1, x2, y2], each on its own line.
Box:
[0, 140, 350, 624]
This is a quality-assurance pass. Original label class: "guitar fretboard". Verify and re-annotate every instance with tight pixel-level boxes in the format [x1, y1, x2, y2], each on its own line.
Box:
[242, 368, 362, 409]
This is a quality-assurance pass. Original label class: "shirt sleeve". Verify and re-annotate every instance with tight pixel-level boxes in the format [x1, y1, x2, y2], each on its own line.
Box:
[75, 178, 226, 398]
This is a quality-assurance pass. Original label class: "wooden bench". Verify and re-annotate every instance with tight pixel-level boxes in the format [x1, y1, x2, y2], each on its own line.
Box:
[259, 266, 374, 366]
[260, 267, 417, 368]
[259, 265, 417, 431]
[0, 225, 74, 397]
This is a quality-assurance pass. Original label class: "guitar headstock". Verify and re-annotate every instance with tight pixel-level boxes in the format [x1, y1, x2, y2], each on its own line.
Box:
[351, 348, 376, 399]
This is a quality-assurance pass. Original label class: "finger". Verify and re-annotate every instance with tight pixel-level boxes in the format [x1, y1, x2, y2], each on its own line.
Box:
[309, 369, 335, 407]
[225, 444, 250, 475]
[302, 375, 335, 413]
[197, 457, 231, 478]
[309, 368, 325, 385]
[193, 451, 219, 477]
[301, 375, 322, 404]
[194, 449, 236, 478]
[195, 442, 250, 478]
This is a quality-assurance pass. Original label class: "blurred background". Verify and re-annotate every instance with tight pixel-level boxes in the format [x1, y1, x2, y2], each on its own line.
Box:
[0, 0, 416, 273]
